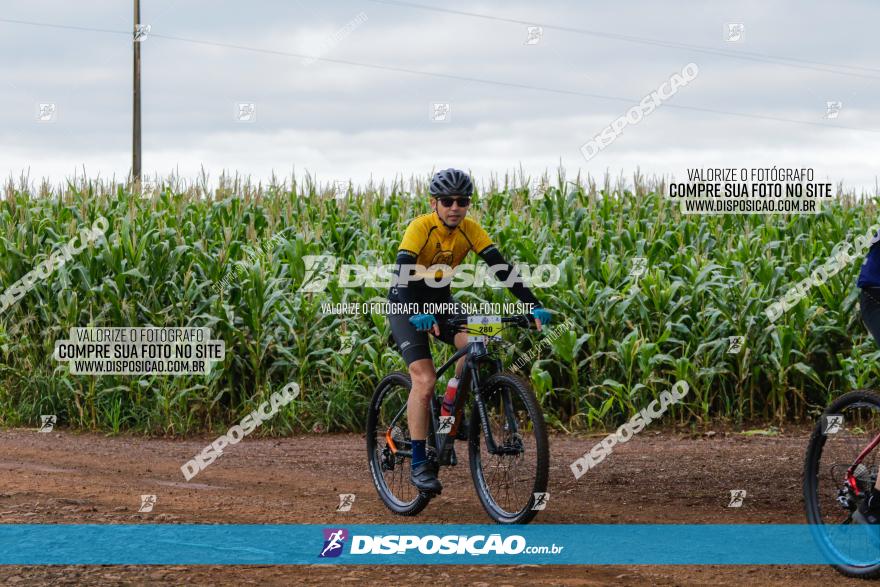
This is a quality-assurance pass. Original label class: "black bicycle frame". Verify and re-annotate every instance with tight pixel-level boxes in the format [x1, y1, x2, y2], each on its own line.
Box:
[430, 338, 509, 463]
[385, 315, 530, 462]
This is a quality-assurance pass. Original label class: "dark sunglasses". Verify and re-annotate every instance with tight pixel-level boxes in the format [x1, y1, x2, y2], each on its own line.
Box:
[437, 197, 471, 208]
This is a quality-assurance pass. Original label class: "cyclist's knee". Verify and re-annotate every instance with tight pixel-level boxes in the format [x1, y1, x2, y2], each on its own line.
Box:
[411, 371, 436, 391]
[409, 364, 437, 394]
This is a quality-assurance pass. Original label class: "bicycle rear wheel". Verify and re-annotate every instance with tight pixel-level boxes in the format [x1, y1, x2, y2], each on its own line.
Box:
[367, 372, 431, 516]
[804, 389, 880, 577]
[469, 371, 549, 524]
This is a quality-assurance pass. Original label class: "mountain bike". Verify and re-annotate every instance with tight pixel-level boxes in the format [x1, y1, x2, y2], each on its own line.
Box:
[366, 314, 550, 524]
[804, 389, 880, 577]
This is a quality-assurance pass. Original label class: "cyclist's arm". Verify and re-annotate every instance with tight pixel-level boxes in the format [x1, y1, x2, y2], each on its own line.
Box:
[390, 250, 418, 304]
[390, 218, 430, 306]
[477, 245, 541, 308]
[391, 250, 437, 333]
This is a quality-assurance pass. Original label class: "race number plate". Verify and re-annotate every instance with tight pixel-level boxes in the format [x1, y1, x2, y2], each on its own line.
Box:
[467, 315, 502, 343]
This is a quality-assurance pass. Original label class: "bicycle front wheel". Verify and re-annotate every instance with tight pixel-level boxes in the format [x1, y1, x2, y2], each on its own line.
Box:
[469, 371, 549, 524]
[804, 389, 880, 578]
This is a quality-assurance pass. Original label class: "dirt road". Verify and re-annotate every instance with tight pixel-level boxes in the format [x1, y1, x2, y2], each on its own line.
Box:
[0, 427, 858, 586]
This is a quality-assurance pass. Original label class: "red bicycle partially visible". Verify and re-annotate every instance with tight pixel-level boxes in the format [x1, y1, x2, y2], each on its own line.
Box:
[804, 390, 880, 577]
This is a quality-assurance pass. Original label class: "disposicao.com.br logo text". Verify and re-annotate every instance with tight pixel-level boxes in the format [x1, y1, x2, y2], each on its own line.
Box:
[318, 529, 564, 557]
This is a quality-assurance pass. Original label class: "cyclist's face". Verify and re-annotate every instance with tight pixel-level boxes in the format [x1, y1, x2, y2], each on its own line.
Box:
[431, 196, 469, 227]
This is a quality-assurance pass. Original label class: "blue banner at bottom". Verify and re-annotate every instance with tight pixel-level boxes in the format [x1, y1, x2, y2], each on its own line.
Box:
[1, 524, 879, 565]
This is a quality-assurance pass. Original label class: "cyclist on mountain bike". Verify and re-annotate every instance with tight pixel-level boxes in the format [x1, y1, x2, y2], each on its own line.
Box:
[855, 234, 880, 524]
[387, 168, 551, 494]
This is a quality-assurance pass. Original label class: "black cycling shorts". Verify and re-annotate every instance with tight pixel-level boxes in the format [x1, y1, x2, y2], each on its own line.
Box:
[861, 287, 880, 347]
[388, 310, 464, 365]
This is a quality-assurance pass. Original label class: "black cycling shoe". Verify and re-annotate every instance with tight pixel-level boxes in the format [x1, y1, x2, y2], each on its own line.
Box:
[455, 421, 469, 440]
[855, 494, 880, 524]
[410, 462, 442, 495]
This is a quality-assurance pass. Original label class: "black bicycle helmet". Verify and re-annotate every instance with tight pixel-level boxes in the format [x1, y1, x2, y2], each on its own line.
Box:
[429, 168, 473, 198]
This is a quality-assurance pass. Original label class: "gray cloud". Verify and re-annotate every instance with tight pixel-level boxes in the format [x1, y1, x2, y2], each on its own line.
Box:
[1, 0, 877, 190]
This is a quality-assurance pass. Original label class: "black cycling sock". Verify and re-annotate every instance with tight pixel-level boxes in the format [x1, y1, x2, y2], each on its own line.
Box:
[411, 439, 427, 468]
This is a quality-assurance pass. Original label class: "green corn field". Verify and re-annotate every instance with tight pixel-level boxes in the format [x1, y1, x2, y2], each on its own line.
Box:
[1, 170, 878, 436]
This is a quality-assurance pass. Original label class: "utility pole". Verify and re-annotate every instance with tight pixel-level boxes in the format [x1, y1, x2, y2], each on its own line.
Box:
[132, 0, 142, 188]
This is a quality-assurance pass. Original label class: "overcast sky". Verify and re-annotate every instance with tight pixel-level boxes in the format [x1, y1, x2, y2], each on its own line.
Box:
[1, 0, 878, 192]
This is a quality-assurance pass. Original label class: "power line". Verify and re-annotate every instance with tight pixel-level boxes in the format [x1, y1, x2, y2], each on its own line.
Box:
[147, 32, 880, 135]
[0, 16, 128, 36]
[3, 15, 879, 135]
[365, 0, 880, 81]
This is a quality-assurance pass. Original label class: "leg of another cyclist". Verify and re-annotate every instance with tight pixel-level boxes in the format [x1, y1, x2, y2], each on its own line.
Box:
[407, 358, 437, 465]
[860, 288, 880, 498]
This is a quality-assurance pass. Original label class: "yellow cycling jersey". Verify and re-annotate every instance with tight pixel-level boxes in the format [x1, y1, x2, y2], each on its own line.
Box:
[398, 213, 494, 271]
